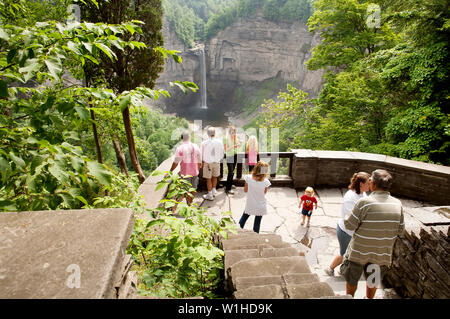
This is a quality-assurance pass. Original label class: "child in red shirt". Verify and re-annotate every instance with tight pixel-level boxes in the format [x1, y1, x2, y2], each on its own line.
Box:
[299, 186, 318, 227]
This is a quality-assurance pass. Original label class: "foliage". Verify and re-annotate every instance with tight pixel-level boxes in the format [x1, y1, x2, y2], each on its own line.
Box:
[260, 83, 310, 128]
[0, 0, 145, 211]
[131, 108, 189, 176]
[258, 0, 449, 166]
[204, 0, 313, 40]
[127, 171, 236, 298]
[0, 0, 196, 211]
[306, 0, 397, 70]
[163, 0, 232, 47]
[81, 0, 166, 91]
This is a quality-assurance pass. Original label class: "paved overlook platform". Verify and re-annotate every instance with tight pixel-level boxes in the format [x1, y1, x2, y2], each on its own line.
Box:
[195, 186, 449, 299]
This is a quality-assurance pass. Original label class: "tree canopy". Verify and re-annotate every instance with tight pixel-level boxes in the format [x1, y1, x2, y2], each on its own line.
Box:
[260, 0, 449, 166]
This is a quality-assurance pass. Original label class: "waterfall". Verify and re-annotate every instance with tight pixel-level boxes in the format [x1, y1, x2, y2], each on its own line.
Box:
[199, 47, 208, 109]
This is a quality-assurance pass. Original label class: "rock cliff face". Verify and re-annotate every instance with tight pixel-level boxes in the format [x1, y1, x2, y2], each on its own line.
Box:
[153, 18, 200, 111]
[155, 12, 324, 125]
[207, 12, 323, 96]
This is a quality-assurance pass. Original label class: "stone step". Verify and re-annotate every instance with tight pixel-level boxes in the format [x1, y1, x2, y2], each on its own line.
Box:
[228, 256, 311, 290]
[225, 247, 301, 271]
[225, 242, 292, 251]
[234, 273, 320, 291]
[286, 282, 335, 299]
[225, 249, 260, 271]
[233, 284, 286, 299]
[260, 247, 300, 258]
[235, 276, 284, 291]
[225, 228, 257, 240]
[233, 281, 335, 299]
[283, 273, 320, 285]
[221, 234, 284, 251]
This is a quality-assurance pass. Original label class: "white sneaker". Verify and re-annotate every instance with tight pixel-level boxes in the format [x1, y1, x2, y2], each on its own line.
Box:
[212, 188, 217, 197]
[203, 193, 214, 201]
[324, 267, 334, 276]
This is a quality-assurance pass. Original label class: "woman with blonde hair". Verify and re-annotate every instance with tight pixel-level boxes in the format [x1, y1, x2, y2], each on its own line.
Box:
[238, 161, 271, 233]
[246, 135, 258, 172]
[223, 125, 241, 194]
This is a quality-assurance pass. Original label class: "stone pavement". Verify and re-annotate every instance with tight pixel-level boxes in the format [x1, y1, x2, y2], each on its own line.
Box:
[195, 186, 446, 299]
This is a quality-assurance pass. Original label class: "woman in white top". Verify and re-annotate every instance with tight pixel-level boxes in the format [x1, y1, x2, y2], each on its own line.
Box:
[238, 161, 271, 233]
[324, 172, 371, 276]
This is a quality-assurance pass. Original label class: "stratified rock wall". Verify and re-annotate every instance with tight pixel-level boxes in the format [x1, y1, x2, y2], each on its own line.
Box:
[154, 18, 200, 111]
[207, 12, 323, 96]
[154, 12, 324, 115]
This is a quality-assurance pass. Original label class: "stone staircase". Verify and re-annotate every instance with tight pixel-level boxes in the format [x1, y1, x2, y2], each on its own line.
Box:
[221, 229, 352, 299]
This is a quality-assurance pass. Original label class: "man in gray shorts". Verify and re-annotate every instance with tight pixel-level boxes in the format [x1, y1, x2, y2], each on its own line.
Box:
[341, 169, 405, 298]
[170, 130, 202, 205]
[200, 127, 224, 201]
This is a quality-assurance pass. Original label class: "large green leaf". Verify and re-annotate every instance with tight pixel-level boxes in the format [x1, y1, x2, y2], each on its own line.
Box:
[87, 161, 112, 185]
[48, 162, 69, 184]
[9, 152, 25, 169]
[94, 42, 117, 60]
[75, 106, 90, 121]
[44, 58, 62, 80]
[18, 58, 42, 82]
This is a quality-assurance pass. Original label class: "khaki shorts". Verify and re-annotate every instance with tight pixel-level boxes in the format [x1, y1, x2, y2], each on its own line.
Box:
[203, 162, 220, 179]
[340, 259, 389, 287]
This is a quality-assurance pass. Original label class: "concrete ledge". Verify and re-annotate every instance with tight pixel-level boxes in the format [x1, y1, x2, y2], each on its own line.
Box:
[138, 155, 178, 211]
[291, 149, 450, 205]
[0, 208, 134, 298]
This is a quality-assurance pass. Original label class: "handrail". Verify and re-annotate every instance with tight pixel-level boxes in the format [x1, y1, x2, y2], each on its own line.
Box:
[219, 152, 295, 179]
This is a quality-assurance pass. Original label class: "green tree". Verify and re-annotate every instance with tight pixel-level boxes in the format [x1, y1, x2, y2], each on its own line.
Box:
[258, 0, 449, 166]
[307, 0, 396, 70]
[0, 0, 147, 210]
[81, 0, 165, 184]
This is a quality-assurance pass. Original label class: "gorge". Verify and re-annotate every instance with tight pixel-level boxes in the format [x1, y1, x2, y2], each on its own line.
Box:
[154, 11, 324, 127]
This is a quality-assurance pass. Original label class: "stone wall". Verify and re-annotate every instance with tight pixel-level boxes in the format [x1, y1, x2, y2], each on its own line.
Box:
[383, 226, 450, 299]
[291, 149, 450, 206]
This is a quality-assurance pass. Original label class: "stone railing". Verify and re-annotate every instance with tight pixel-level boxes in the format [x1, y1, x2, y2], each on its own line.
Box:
[138, 155, 178, 212]
[291, 149, 450, 205]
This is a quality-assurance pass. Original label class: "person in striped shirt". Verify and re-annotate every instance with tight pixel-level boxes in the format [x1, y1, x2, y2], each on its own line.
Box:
[341, 169, 405, 299]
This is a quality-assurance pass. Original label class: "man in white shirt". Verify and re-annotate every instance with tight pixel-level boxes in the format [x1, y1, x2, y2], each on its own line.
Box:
[200, 127, 224, 200]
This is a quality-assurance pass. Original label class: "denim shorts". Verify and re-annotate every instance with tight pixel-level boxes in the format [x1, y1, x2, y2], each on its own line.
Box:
[301, 208, 313, 217]
[337, 224, 352, 256]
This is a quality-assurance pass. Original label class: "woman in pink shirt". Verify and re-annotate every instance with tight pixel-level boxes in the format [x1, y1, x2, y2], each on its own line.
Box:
[246, 135, 258, 173]
[170, 131, 202, 205]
